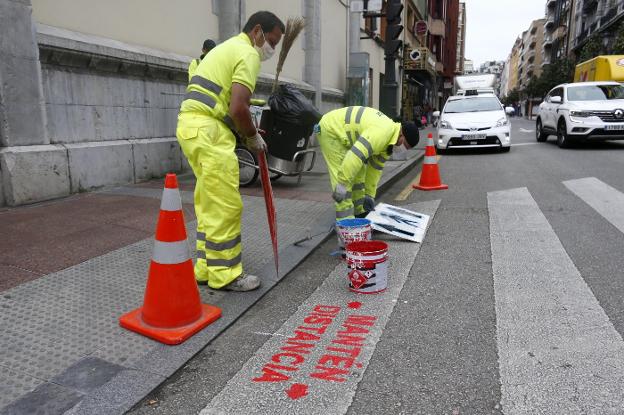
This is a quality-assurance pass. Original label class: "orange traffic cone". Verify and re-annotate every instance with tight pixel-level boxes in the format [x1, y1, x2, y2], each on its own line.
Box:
[412, 133, 448, 191]
[119, 173, 221, 345]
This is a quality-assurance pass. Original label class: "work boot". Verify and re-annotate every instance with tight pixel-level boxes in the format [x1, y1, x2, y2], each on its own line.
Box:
[222, 273, 261, 291]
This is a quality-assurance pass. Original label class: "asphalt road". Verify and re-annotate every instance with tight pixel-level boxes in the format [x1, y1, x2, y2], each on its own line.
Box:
[129, 119, 624, 414]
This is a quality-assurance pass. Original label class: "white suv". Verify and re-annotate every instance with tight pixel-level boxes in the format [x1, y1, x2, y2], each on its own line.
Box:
[434, 95, 514, 152]
[536, 82, 624, 148]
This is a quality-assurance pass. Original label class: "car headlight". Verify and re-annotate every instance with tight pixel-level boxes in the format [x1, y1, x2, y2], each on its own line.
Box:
[570, 110, 591, 117]
[495, 117, 509, 128]
[440, 120, 453, 129]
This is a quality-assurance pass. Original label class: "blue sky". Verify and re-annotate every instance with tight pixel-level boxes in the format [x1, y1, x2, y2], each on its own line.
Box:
[463, 0, 547, 67]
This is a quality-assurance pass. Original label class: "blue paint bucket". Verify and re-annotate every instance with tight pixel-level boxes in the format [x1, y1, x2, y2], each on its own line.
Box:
[336, 218, 372, 248]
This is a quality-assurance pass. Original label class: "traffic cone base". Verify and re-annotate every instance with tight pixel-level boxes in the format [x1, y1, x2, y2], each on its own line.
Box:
[413, 183, 448, 191]
[120, 303, 222, 345]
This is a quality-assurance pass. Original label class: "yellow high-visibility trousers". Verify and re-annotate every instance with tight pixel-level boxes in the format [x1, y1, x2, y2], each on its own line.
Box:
[317, 128, 366, 220]
[176, 112, 243, 288]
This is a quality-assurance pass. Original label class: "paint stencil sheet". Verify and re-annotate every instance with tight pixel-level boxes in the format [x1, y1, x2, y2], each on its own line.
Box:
[365, 203, 430, 243]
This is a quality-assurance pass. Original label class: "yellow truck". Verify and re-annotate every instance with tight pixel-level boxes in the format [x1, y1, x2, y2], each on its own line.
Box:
[574, 55, 624, 82]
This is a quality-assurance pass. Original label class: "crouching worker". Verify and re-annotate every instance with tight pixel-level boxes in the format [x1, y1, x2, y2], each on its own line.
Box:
[316, 106, 420, 219]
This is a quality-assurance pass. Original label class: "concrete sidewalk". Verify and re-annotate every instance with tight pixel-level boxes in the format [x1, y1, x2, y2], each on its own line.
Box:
[0, 138, 427, 415]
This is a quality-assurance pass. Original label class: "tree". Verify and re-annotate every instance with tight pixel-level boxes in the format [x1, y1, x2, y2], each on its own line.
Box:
[524, 76, 540, 99]
[579, 34, 603, 62]
[503, 89, 520, 106]
[537, 57, 575, 95]
[611, 22, 624, 54]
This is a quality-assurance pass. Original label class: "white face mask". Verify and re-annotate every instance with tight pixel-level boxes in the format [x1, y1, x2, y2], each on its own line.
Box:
[254, 30, 275, 61]
[394, 141, 408, 154]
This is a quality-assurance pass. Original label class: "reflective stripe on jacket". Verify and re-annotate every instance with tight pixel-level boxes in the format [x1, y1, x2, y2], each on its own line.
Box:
[319, 106, 400, 195]
[180, 33, 261, 122]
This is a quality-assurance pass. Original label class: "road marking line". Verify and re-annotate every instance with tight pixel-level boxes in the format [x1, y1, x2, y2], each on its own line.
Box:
[252, 332, 288, 338]
[519, 128, 534, 133]
[394, 155, 441, 201]
[511, 142, 539, 146]
[488, 187, 624, 414]
[200, 200, 441, 415]
[564, 177, 624, 234]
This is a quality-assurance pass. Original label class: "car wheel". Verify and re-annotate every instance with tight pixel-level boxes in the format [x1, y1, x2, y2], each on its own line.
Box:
[536, 118, 547, 142]
[556, 120, 570, 148]
[436, 146, 446, 155]
[235, 146, 259, 186]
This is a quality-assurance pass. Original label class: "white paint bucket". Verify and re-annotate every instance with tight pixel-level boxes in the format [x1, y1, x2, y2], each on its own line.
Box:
[345, 240, 389, 294]
[336, 218, 372, 248]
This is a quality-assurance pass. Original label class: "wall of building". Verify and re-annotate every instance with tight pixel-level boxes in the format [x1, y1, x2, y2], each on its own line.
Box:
[321, 0, 348, 94]
[0, 0, 347, 207]
[31, 0, 219, 59]
[508, 39, 521, 91]
[247, 0, 305, 84]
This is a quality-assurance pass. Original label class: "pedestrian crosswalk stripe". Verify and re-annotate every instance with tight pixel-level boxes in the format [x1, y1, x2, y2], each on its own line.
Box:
[199, 200, 440, 415]
[488, 187, 624, 414]
[564, 177, 624, 234]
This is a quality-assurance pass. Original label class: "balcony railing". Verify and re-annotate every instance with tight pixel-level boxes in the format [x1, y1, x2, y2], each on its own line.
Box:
[543, 34, 553, 47]
[546, 0, 556, 8]
[545, 17, 556, 29]
[583, 0, 598, 13]
[590, 21, 598, 33]
[578, 29, 588, 43]
[553, 25, 567, 40]
[600, 7, 618, 25]
[403, 47, 436, 75]
[428, 16, 446, 37]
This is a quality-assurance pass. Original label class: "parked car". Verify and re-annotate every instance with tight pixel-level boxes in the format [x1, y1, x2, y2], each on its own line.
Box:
[434, 95, 514, 152]
[536, 82, 624, 148]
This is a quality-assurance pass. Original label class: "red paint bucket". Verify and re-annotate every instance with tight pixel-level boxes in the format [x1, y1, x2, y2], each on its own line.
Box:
[345, 240, 389, 294]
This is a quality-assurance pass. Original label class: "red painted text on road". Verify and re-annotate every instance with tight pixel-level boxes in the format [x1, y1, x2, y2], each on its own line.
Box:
[310, 314, 377, 382]
[252, 305, 341, 382]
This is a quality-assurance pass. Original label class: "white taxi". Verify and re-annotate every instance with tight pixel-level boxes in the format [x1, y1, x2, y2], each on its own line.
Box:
[434, 95, 514, 152]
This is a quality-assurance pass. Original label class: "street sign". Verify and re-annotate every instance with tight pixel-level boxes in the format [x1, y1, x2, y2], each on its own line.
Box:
[415, 20, 428, 36]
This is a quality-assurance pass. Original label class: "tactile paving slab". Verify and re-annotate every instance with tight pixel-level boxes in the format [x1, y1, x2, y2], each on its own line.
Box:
[0, 367, 43, 409]
[0, 195, 331, 412]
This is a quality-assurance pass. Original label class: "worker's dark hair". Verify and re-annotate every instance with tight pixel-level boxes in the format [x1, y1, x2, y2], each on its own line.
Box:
[202, 39, 216, 51]
[243, 11, 285, 34]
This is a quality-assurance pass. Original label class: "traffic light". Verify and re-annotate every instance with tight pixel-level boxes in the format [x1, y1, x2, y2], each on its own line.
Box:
[384, 0, 403, 57]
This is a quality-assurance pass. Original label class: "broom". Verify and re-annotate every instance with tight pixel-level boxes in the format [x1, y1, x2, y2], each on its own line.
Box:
[272, 17, 306, 93]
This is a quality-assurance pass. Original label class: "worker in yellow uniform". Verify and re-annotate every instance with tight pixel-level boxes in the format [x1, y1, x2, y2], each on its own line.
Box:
[188, 39, 216, 82]
[316, 106, 420, 219]
[177, 12, 284, 291]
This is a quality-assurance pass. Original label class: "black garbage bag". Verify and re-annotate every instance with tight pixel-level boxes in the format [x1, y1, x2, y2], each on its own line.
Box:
[268, 84, 322, 126]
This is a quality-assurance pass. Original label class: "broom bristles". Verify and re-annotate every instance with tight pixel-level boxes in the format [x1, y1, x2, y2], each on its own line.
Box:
[272, 17, 306, 93]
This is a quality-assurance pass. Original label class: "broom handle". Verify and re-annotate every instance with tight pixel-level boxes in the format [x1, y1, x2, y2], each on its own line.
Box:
[272, 71, 280, 93]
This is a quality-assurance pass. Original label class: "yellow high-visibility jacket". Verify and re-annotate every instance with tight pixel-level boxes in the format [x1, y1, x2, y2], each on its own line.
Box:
[319, 106, 400, 197]
[180, 33, 261, 123]
[187, 58, 201, 82]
